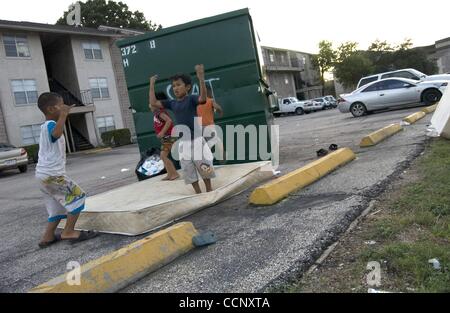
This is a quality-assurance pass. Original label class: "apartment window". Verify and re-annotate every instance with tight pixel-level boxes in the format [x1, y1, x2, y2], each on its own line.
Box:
[96, 116, 115, 134]
[82, 41, 103, 60]
[21, 124, 41, 145]
[89, 78, 110, 99]
[3, 34, 30, 57]
[269, 53, 274, 63]
[11, 79, 38, 105]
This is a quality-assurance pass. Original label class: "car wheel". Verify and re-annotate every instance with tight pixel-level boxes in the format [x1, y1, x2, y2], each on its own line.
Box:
[350, 102, 367, 117]
[18, 165, 28, 173]
[273, 113, 281, 117]
[295, 107, 304, 115]
[422, 89, 442, 105]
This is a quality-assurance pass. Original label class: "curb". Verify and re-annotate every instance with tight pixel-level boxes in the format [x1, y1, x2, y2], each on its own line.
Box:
[29, 222, 198, 293]
[403, 111, 426, 124]
[421, 103, 438, 114]
[360, 123, 403, 147]
[249, 148, 356, 205]
[83, 147, 112, 155]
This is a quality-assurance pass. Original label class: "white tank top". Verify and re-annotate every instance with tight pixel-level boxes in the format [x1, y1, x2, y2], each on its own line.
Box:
[36, 120, 66, 177]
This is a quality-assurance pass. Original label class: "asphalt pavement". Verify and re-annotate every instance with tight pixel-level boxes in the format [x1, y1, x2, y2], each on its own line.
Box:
[0, 105, 432, 292]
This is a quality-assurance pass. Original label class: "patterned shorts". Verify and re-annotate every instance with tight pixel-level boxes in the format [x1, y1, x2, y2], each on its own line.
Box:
[37, 175, 86, 222]
[179, 137, 216, 184]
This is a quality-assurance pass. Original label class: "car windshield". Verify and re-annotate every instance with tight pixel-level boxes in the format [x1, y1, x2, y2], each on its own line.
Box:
[410, 69, 427, 79]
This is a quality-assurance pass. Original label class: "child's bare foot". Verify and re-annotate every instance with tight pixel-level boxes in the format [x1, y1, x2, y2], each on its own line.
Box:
[61, 230, 81, 240]
[163, 174, 179, 181]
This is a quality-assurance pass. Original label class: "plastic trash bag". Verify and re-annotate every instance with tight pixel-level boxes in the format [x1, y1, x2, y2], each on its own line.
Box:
[135, 148, 166, 181]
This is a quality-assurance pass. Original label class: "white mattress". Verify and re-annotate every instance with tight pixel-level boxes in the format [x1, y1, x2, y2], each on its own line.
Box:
[431, 88, 450, 139]
[59, 161, 274, 236]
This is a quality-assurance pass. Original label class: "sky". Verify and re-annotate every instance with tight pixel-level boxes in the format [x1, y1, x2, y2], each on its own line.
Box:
[1, 0, 449, 53]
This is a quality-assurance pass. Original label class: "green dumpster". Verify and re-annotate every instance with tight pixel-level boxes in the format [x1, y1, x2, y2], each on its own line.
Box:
[117, 8, 274, 164]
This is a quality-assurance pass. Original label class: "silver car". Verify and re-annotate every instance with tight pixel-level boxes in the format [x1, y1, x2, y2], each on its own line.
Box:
[338, 78, 447, 117]
[0, 143, 28, 173]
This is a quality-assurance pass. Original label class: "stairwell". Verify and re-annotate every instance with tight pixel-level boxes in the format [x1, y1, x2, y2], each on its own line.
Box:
[49, 78, 95, 152]
[71, 127, 94, 151]
[48, 78, 84, 106]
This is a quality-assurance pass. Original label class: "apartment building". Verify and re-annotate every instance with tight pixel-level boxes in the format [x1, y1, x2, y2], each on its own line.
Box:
[0, 20, 139, 152]
[261, 46, 322, 100]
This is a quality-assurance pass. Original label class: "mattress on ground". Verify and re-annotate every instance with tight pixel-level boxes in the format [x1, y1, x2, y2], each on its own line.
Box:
[59, 161, 274, 236]
[431, 88, 450, 139]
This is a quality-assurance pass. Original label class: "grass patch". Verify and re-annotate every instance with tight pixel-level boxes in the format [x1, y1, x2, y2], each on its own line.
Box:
[361, 139, 450, 292]
[286, 138, 450, 293]
[361, 242, 450, 292]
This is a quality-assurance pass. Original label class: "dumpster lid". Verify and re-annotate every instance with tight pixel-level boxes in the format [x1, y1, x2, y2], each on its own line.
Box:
[116, 8, 251, 47]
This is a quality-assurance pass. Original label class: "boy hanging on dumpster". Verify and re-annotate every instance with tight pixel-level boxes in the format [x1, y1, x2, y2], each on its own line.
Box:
[35, 92, 98, 248]
[149, 64, 216, 194]
[148, 91, 180, 181]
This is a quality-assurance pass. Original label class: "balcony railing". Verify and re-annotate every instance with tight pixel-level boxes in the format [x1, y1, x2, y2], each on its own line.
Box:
[58, 89, 93, 106]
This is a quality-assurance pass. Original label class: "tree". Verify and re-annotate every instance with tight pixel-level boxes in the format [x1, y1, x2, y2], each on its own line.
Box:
[333, 42, 373, 89]
[336, 41, 358, 62]
[312, 40, 336, 96]
[392, 47, 438, 75]
[56, 0, 161, 31]
[368, 40, 394, 52]
[332, 38, 438, 89]
[334, 52, 374, 89]
[396, 38, 413, 51]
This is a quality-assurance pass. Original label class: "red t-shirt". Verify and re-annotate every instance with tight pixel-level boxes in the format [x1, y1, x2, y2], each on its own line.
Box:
[153, 108, 173, 137]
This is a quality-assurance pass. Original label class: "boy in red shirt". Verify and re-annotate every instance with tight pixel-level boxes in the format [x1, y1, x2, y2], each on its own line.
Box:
[150, 100, 179, 181]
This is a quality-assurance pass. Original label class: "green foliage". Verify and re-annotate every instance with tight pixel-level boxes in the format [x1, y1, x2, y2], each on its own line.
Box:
[312, 40, 337, 95]
[56, 0, 161, 31]
[368, 40, 395, 52]
[335, 41, 359, 62]
[361, 242, 450, 292]
[334, 52, 374, 89]
[101, 128, 131, 147]
[22, 144, 39, 163]
[332, 38, 438, 88]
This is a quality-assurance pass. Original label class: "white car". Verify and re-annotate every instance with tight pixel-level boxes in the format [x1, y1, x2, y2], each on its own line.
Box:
[338, 78, 447, 117]
[273, 97, 314, 115]
[357, 68, 450, 89]
[0, 143, 28, 173]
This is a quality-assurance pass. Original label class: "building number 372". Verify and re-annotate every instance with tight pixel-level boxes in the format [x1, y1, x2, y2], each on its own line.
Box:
[121, 40, 156, 57]
[121, 45, 137, 56]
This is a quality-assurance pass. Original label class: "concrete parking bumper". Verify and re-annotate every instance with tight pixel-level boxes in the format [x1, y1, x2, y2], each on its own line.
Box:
[422, 103, 438, 114]
[28, 222, 198, 293]
[249, 148, 356, 205]
[360, 123, 403, 147]
[403, 111, 426, 124]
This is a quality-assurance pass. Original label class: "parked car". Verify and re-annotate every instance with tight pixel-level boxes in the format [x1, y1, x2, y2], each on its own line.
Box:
[311, 98, 328, 110]
[0, 143, 28, 173]
[324, 95, 337, 108]
[357, 68, 450, 89]
[338, 78, 447, 117]
[273, 97, 315, 116]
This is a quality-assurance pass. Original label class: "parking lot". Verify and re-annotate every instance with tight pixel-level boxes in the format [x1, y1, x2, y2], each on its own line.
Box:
[0, 105, 432, 292]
